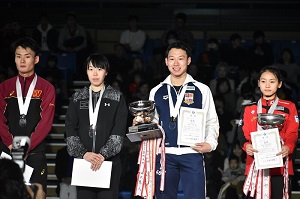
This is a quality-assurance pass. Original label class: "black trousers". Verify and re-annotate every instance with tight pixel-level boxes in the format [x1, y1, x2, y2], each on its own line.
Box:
[77, 157, 122, 199]
[26, 152, 48, 193]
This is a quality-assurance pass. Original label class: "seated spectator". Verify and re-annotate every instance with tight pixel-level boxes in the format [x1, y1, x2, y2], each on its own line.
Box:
[223, 141, 246, 171]
[127, 72, 145, 99]
[160, 30, 179, 52]
[32, 13, 59, 53]
[222, 33, 248, 81]
[209, 61, 235, 96]
[162, 12, 195, 52]
[198, 38, 223, 72]
[277, 69, 298, 104]
[147, 47, 168, 87]
[222, 33, 248, 70]
[58, 12, 88, 80]
[120, 15, 147, 55]
[235, 67, 261, 102]
[214, 95, 235, 153]
[248, 30, 273, 71]
[58, 12, 87, 53]
[130, 81, 150, 102]
[0, 20, 26, 71]
[215, 77, 237, 116]
[39, 54, 68, 122]
[39, 54, 63, 81]
[187, 63, 201, 82]
[106, 43, 131, 81]
[127, 57, 147, 80]
[276, 47, 300, 99]
[235, 81, 256, 117]
[221, 155, 245, 199]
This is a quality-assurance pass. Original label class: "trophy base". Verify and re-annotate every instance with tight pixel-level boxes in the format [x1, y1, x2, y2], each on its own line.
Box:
[127, 123, 162, 142]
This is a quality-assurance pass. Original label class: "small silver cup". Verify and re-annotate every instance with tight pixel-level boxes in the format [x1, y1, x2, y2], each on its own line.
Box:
[127, 100, 162, 142]
[257, 113, 285, 130]
[129, 100, 155, 123]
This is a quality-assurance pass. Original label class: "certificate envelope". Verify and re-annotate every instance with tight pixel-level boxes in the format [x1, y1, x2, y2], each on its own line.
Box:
[251, 128, 283, 170]
[71, 158, 112, 188]
[177, 107, 206, 146]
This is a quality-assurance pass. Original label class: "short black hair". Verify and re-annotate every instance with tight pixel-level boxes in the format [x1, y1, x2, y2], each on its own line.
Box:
[128, 15, 139, 22]
[165, 40, 192, 58]
[85, 53, 110, 72]
[47, 54, 58, 64]
[278, 47, 295, 64]
[259, 65, 282, 83]
[14, 37, 40, 56]
[0, 159, 25, 199]
[208, 37, 219, 45]
[229, 33, 241, 41]
[175, 12, 187, 22]
[66, 11, 77, 19]
[253, 30, 265, 39]
[229, 154, 240, 163]
[216, 77, 232, 94]
[38, 13, 49, 20]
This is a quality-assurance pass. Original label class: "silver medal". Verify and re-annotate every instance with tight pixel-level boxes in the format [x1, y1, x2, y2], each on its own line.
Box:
[169, 116, 176, 130]
[19, 114, 27, 127]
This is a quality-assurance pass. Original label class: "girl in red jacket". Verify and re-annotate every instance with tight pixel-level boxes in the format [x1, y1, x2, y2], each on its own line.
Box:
[237, 65, 299, 199]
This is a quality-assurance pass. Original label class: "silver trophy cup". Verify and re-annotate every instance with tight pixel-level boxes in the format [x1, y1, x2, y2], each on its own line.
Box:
[126, 100, 162, 142]
[257, 113, 285, 130]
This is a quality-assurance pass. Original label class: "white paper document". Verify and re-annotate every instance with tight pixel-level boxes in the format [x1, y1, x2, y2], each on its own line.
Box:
[71, 158, 112, 188]
[251, 128, 283, 170]
[177, 107, 206, 146]
[23, 165, 34, 183]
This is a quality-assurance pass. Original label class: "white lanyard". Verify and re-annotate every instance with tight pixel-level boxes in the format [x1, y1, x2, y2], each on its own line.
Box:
[167, 84, 187, 120]
[16, 74, 37, 116]
[88, 86, 105, 129]
[257, 96, 278, 114]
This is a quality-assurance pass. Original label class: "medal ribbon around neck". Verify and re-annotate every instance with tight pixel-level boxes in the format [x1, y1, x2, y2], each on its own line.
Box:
[89, 86, 105, 130]
[16, 74, 37, 116]
[257, 96, 279, 121]
[167, 84, 187, 122]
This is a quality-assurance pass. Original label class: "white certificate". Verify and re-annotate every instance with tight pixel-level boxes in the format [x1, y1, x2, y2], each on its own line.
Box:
[177, 107, 206, 146]
[71, 158, 112, 188]
[251, 128, 283, 170]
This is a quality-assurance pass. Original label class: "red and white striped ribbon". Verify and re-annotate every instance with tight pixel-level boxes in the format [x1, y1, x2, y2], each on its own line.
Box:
[243, 157, 289, 199]
[134, 125, 166, 198]
[282, 156, 289, 199]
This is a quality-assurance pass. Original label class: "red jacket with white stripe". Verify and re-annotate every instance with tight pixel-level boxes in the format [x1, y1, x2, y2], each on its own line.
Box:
[237, 96, 299, 175]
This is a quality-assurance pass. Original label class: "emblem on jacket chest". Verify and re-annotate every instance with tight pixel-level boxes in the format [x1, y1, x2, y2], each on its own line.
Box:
[184, 93, 194, 105]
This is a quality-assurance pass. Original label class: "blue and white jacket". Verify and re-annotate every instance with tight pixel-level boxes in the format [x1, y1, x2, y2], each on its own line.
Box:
[149, 74, 219, 153]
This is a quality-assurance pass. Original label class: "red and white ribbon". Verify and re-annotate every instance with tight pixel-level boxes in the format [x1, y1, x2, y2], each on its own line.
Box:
[134, 125, 166, 198]
[243, 155, 289, 199]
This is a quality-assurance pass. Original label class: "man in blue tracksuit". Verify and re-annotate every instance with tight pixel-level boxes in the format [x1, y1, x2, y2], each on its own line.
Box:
[149, 41, 219, 199]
